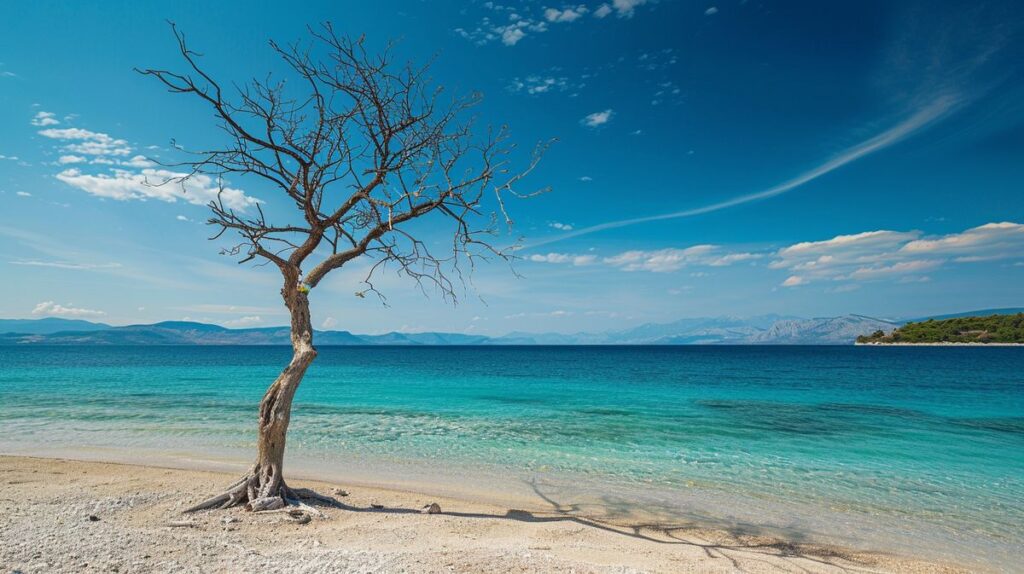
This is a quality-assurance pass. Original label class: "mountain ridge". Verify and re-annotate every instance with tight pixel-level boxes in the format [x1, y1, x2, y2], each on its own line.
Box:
[3, 308, 1020, 345]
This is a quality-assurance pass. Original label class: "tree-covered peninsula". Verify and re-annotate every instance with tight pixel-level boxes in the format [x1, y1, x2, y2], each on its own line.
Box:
[857, 314, 1024, 344]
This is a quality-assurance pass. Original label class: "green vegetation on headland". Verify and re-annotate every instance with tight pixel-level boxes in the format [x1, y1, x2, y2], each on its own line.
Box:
[856, 314, 1024, 344]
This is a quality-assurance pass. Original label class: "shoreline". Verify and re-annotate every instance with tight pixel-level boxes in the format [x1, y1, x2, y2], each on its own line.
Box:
[0, 454, 977, 573]
[855, 341, 1024, 346]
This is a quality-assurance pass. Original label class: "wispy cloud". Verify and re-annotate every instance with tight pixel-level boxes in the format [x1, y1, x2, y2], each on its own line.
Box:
[507, 75, 579, 96]
[527, 244, 761, 273]
[223, 315, 262, 327]
[581, 109, 614, 127]
[173, 304, 280, 315]
[528, 252, 597, 266]
[528, 95, 960, 248]
[457, 0, 654, 47]
[32, 301, 106, 318]
[604, 246, 761, 272]
[10, 260, 122, 271]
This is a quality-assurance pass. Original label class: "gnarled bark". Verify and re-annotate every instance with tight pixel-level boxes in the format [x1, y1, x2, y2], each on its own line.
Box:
[186, 284, 316, 512]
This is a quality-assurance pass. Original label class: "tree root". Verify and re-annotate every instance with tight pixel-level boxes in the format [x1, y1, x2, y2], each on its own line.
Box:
[185, 469, 287, 513]
[184, 471, 332, 517]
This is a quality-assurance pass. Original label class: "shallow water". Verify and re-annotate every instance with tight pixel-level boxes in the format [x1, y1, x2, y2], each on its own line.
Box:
[1, 345, 1021, 569]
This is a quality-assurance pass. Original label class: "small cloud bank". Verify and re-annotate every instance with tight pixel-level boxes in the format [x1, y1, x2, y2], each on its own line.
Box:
[31, 111, 60, 127]
[524, 222, 1024, 287]
[36, 113, 258, 211]
[56, 168, 257, 210]
[32, 300, 106, 317]
[774, 222, 1024, 287]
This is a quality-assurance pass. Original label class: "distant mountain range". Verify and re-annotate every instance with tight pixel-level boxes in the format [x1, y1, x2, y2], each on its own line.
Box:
[3, 308, 1021, 346]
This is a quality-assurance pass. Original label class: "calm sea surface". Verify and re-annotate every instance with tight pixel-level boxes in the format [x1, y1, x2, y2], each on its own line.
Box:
[1, 345, 1021, 569]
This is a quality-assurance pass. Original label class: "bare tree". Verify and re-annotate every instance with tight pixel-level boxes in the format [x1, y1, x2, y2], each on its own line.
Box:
[139, 23, 548, 512]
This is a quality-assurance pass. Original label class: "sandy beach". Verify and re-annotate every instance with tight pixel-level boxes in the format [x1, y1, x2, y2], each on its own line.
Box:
[0, 456, 972, 574]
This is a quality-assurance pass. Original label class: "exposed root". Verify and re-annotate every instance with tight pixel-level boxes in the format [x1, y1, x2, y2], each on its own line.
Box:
[184, 470, 332, 517]
[184, 468, 286, 513]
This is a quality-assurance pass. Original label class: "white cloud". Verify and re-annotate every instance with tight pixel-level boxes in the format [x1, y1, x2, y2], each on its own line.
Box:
[845, 260, 941, 280]
[508, 75, 575, 96]
[223, 315, 262, 327]
[32, 300, 106, 317]
[16, 191, 31, 197]
[781, 276, 806, 287]
[58, 155, 87, 164]
[176, 215, 191, 222]
[38, 127, 132, 156]
[579, 176, 593, 182]
[603, 245, 759, 272]
[30, 111, 59, 127]
[11, 260, 121, 271]
[0, 154, 19, 161]
[544, 5, 588, 22]
[549, 222, 574, 231]
[528, 252, 597, 266]
[772, 230, 920, 269]
[56, 168, 259, 211]
[605, 245, 711, 272]
[504, 310, 573, 319]
[612, 0, 647, 18]
[581, 109, 614, 127]
[772, 222, 1024, 286]
[707, 252, 762, 266]
[528, 245, 761, 273]
[322, 317, 339, 329]
[593, 4, 613, 18]
[121, 155, 155, 168]
[900, 222, 1024, 260]
[502, 27, 526, 46]
[704, 6, 719, 16]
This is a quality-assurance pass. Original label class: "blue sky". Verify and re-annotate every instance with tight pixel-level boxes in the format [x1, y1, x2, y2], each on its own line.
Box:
[1, 0, 1022, 335]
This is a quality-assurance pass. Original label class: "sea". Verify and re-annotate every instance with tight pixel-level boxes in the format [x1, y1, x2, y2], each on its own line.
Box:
[1, 345, 1021, 570]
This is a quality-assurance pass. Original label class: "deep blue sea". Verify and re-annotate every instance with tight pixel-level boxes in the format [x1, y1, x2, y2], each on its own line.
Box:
[1, 345, 1021, 569]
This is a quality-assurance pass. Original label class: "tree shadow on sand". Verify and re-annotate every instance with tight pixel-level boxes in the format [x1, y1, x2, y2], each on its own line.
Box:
[285, 480, 890, 574]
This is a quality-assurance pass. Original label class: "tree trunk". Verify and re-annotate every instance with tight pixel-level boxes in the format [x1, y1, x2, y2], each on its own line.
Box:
[186, 284, 316, 512]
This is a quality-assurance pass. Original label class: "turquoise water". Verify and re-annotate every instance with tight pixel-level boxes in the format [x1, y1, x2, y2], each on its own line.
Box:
[1, 345, 1021, 568]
